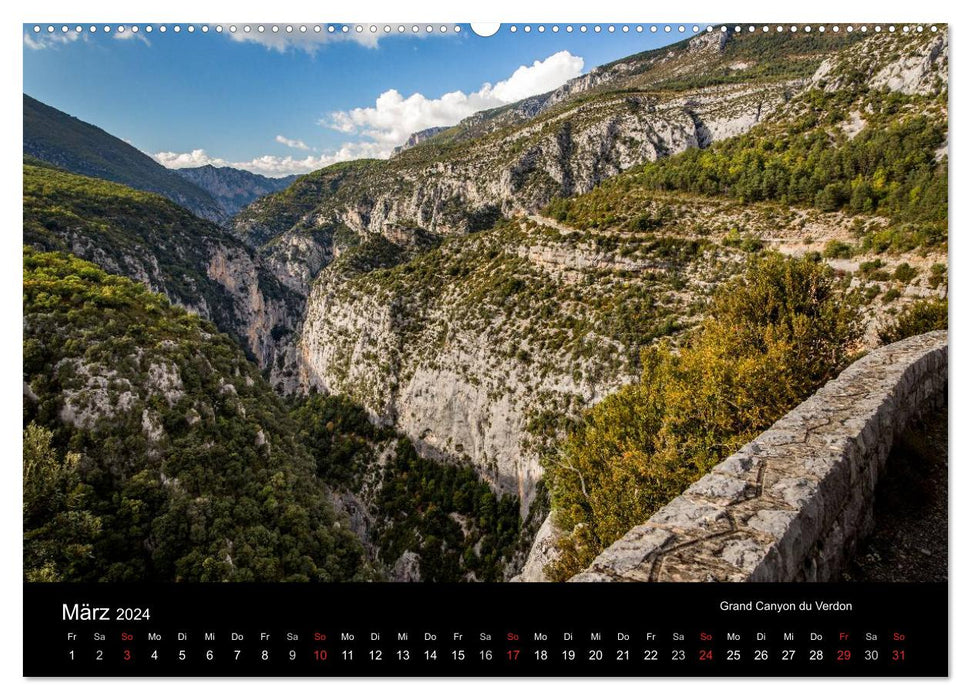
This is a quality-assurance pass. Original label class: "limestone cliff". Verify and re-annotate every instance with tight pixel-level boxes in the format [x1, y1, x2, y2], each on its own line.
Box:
[296, 217, 741, 512]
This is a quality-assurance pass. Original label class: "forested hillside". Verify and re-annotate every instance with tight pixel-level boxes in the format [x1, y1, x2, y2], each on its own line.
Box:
[23, 249, 367, 582]
[24, 95, 224, 221]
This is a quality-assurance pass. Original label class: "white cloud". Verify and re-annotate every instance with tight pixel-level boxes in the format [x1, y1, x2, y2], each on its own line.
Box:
[223, 25, 380, 53]
[325, 51, 583, 151]
[113, 29, 151, 46]
[153, 143, 387, 178]
[487, 51, 586, 103]
[23, 30, 83, 50]
[24, 26, 150, 50]
[152, 50, 585, 178]
[275, 134, 310, 151]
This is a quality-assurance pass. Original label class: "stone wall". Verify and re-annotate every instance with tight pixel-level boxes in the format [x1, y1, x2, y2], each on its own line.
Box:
[571, 330, 947, 583]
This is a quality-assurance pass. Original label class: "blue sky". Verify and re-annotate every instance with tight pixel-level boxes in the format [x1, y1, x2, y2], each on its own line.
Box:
[23, 23, 704, 176]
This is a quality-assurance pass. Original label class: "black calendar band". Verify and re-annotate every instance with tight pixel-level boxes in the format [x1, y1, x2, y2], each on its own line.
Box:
[24, 582, 947, 677]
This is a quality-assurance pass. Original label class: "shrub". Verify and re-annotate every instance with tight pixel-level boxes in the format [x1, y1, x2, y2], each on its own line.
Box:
[882, 288, 902, 303]
[893, 262, 918, 284]
[823, 240, 854, 259]
[878, 298, 948, 344]
[858, 259, 884, 277]
[544, 254, 862, 580]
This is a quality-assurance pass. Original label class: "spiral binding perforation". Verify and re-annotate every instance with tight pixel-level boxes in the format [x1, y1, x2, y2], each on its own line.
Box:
[29, 24, 941, 37]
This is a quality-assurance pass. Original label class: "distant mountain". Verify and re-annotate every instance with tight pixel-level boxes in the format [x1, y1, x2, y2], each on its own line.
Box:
[175, 164, 296, 217]
[23, 94, 225, 222]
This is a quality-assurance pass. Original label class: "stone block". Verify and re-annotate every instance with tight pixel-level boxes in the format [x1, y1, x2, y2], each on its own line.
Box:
[684, 473, 749, 505]
[650, 497, 728, 530]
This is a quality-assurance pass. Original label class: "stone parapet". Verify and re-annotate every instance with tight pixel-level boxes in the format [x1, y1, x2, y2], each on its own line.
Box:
[571, 331, 947, 583]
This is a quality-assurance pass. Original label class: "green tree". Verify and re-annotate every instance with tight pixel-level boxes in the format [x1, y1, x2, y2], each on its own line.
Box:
[23, 423, 101, 581]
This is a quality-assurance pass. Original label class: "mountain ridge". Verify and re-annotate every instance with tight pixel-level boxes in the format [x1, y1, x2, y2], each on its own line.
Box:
[23, 94, 226, 222]
[175, 164, 296, 217]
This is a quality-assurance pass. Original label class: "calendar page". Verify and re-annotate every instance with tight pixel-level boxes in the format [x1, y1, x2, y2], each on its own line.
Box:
[22, 21, 948, 677]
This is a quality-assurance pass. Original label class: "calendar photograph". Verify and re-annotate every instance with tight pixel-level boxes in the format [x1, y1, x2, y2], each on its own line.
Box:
[23, 22, 948, 591]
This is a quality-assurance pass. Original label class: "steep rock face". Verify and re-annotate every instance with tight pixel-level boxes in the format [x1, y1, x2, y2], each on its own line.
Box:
[393, 126, 449, 154]
[870, 32, 948, 95]
[297, 297, 592, 510]
[263, 228, 337, 295]
[296, 218, 736, 512]
[242, 81, 789, 283]
[383, 83, 784, 230]
[175, 164, 295, 216]
[206, 243, 297, 368]
[511, 514, 562, 582]
[439, 27, 732, 144]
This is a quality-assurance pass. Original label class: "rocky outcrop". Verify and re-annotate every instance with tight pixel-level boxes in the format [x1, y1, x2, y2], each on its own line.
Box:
[568, 331, 947, 583]
[393, 126, 449, 154]
[392, 551, 422, 582]
[23, 164, 301, 374]
[319, 83, 787, 240]
[236, 46, 794, 290]
[812, 29, 948, 96]
[511, 513, 563, 582]
[871, 31, 948, 95]
[297, 282, 593, 509]
[47, 227, 296, 371]
[206, 242, 297, 368]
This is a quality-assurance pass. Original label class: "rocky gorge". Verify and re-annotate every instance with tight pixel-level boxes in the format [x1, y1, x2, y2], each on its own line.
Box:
[23, 26, 948, 583]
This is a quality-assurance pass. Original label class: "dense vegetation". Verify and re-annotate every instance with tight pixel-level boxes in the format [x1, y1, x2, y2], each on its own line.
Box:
[878, 298, 949, 345]
[23, 162, 298, 363]
[23, 423, 101, 582]
[318, 217, 724, 389]
[24, 94, 223, 220]
[640, 107, 946, 224]
[643, 31, 867, 91]
[23, 249, 366, 582]
[290, 394, 521, 582]
[232, 160, 383, 247]
[373, 440, 520, 581]
[545, 254, 863, 580]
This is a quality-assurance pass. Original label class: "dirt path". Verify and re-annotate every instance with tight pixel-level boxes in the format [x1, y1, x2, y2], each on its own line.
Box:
[842, 405, 948, 582]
